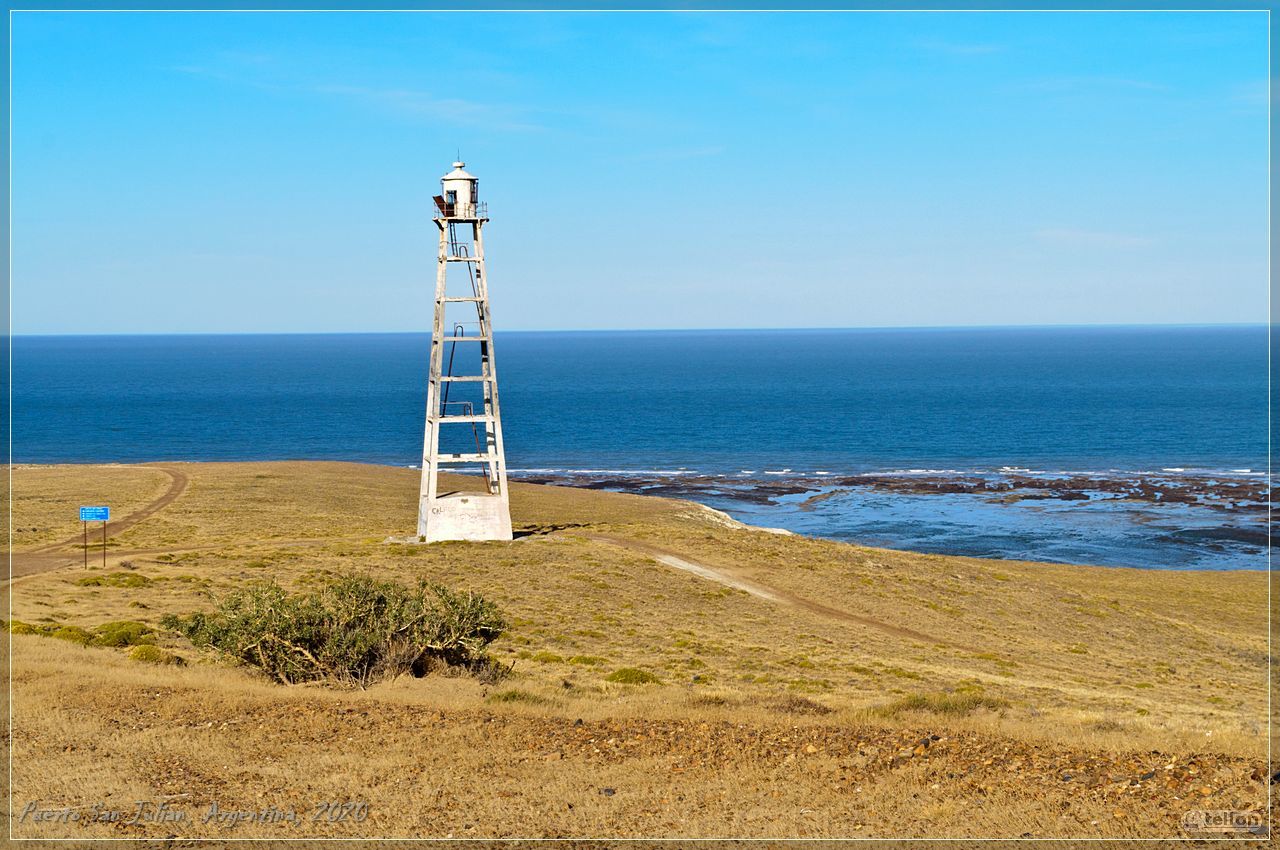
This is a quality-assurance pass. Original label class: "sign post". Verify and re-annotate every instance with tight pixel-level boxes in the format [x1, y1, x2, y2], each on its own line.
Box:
[79, 506, 110, 569]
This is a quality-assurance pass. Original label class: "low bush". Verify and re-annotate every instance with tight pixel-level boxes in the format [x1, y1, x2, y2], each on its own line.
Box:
[51, 625, 93, 645]
[767, 694, 834, 716]
[876, 692, 1009, 718]
[487, 688, 549, 704]
[162, 575, 507, 687]
[128, 645, 183, 665]
[10, 618, 159, 649]
[76, 572, 151, 588]
[531, 651, 564, 663]
[93, 621, 156, 647]
[605, 667, 661, 685]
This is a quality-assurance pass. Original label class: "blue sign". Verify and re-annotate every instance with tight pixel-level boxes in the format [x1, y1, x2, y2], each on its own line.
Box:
[79, 506, 110, 522]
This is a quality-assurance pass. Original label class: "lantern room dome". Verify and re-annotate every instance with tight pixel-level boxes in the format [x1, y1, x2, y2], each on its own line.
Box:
[443, 161, 475, 181]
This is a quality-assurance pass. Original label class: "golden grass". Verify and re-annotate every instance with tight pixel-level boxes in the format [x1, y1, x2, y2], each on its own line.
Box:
[10, 635, 1269, 842]
[11, 463, 171, 550]
[6, 460, 1271, 840]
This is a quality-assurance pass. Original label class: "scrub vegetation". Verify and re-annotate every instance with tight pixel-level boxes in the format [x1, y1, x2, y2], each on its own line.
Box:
[161, 576, 507, 686]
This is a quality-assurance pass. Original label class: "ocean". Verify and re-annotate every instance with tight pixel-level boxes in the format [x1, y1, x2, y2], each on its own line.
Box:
[12, 326, 1270, 570]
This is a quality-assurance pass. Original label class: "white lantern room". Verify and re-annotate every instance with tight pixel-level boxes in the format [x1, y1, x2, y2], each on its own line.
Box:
[441, 161, 478, 217]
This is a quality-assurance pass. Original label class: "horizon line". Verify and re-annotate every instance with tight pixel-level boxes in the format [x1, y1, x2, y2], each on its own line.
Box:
[8, 321, 1271, 338]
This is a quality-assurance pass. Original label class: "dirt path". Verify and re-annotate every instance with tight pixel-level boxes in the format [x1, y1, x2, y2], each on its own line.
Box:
[11, 465, 190, 580]
[31, 464, 190, 553]
[585, 533, 957, 648]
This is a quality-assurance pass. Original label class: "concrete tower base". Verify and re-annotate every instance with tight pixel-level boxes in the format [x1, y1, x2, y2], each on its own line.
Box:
[418, 492, 513, 543]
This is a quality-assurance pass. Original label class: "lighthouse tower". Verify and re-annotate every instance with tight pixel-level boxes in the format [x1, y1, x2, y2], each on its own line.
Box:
[417, 161, 513, 542]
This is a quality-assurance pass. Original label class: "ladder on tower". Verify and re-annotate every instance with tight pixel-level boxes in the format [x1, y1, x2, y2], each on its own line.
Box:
[435, 228, 498, 494]
[440, 317, 492, 494]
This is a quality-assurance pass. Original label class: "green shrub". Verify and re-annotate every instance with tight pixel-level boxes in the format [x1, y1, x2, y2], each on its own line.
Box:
[50, 625, 93, 645]
[876, 692, 1009, 718]
[531, 651, 564, 663]
[605, 667, 661, 685]
[881, 666, 923, 680]
[487, 688, 548, 704]
[93, 621, 156, 648]
[9, 618, 159, 649]
[128, 645, 182, 665]
[568, 655, 607, 666]
[161, 575, 507, 687]
[76, 572, 151, 588]
[768, 694, 834, 716]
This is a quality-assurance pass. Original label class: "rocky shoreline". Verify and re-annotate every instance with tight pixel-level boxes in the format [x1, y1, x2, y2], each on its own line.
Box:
[509, 468, 1274, 567]
[513, 468, 1272, 516]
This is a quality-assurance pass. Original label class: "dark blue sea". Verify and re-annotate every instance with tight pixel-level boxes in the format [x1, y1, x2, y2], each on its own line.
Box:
[12, 327, 1271, 570]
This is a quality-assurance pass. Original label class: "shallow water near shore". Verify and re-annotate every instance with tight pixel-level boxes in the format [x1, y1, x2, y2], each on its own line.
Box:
[13, 326, 1270, 569]
[509, 468, 1270, 570]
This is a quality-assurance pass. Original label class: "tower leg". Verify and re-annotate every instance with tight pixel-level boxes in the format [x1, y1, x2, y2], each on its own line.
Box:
[416, 223, 448, 539]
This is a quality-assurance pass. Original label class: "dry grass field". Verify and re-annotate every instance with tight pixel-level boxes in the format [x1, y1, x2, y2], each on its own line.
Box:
[5, 461, 1273, 843]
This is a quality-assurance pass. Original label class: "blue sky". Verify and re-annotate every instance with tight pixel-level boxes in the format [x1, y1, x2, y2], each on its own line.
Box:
[11, 10, 1269, 333]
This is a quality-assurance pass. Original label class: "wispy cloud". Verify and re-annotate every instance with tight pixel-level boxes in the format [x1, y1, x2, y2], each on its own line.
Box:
[614, 145, 726, 163]
[168, 53, 545, 133]
[915, 39, 1003, 57]
[1034, 228, 1155, 249]
[313, 84, 545, 132]
[167, 62, 252, 85]
[1018, 76, 1169, 94]
[1231, 78, 1270, 108]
